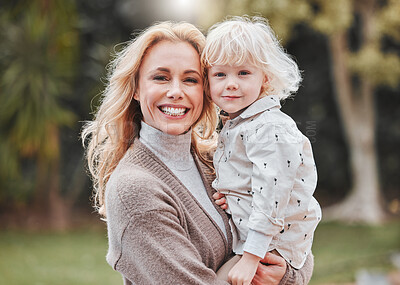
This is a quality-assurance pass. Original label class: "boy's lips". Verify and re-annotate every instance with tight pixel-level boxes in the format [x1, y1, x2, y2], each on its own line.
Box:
[222, 95, 241, 99]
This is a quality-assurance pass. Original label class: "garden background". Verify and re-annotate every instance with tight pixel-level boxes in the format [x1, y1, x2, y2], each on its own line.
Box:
[0, 0, 399, 284]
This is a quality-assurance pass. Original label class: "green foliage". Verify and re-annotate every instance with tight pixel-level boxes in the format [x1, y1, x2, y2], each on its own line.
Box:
[349, 46, 400, 88]
[0, 0, 80, 203]
[377, 0, 400, 41]
[0, 0, 78, 159]
[309, 0, 353, 35]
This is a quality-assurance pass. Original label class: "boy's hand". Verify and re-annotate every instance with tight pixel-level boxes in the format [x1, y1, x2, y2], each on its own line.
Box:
[212, 192, 228, 210]
[228, 252, 261, 285]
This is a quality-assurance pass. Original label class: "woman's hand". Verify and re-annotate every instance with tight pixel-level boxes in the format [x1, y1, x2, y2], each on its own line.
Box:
[212, 192, 228, 210]
[251, 252, 287, 285]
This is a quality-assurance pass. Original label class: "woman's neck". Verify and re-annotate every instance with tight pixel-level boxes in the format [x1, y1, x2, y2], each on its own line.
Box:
[139, 121, 193, 171]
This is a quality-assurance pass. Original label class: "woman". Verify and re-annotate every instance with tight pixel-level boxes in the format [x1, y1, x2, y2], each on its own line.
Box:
[82, 21, 314, 284]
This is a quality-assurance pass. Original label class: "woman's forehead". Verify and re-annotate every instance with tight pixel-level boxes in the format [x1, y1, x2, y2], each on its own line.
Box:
[141, 40, 201, 71]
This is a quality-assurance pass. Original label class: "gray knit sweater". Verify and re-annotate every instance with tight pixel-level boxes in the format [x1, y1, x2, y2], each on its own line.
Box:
[105, 138, 314, 284]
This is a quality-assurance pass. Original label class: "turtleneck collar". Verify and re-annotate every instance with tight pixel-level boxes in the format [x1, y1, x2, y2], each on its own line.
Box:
[139, 121, 193, 171]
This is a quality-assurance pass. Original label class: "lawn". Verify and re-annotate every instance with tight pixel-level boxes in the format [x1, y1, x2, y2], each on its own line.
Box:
[311, 220, 400, 284]
[0, 220, 399, 284]
[0, 227, 121, 285]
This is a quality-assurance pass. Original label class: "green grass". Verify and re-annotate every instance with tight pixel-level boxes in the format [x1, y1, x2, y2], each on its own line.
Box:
[0, 220, 399, 284]
[0, 228, 121, 285]
[310, 220, 400, 284]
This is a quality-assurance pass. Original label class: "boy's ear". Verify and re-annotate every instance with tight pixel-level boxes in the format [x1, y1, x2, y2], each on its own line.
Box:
[262, 75, 269, 91]
[263, 74, 269, 85]
[133, 92, 139, 101]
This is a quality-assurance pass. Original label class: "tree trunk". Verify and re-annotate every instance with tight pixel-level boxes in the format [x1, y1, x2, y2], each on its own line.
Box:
[323, 26, 385, 223]
[47, 126, 70, 231]
[32, 126, 71, 230]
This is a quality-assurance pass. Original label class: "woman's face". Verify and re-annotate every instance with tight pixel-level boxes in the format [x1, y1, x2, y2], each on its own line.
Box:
[134, 40, 204, 135]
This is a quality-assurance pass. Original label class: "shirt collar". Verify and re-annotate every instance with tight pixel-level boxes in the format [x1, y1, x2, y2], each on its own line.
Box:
[238, 95, 281, 120]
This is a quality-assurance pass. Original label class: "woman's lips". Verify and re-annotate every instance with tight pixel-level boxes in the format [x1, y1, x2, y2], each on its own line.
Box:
[158, 105, 189, 117]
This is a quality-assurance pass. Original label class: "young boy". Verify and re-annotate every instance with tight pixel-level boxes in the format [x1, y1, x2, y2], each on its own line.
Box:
[202, 16, 322, 285]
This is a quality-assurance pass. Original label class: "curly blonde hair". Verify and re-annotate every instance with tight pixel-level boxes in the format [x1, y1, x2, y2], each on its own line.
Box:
[202, 16, 302, 100]
[82, 21, 217, 217]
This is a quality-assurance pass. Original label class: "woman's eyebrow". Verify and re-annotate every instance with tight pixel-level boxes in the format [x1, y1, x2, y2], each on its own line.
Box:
[155, 67, 170, 72]
[153, 67, 201, 77]
[184, 69, 201, 77]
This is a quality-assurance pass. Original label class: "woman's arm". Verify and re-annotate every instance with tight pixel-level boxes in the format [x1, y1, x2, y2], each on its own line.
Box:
[105, 170, 230, 285]
[111, 209, 229, 285]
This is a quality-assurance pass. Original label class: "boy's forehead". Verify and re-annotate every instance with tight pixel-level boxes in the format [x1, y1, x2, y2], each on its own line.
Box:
[208, 60, 259, 69]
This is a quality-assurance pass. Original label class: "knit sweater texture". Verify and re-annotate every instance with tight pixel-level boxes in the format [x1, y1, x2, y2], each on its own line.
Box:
[105, 138, 314, 284]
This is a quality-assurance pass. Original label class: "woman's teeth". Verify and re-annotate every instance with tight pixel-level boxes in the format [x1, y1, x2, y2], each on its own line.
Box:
[160, 106, 187, 116]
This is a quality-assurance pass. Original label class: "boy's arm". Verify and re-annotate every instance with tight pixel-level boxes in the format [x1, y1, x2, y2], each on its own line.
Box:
[244, 121, 303, 239]
[229, 252, 261, 285]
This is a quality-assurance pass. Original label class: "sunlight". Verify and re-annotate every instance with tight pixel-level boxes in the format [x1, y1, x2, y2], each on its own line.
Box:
[162, 0, 198, 22]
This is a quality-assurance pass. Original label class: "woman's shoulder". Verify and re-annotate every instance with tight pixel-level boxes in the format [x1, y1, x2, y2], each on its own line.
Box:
[105, 148, 170, 215]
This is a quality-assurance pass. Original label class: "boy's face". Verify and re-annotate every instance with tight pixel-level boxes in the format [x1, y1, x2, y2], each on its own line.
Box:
[208, 61, 267, 119]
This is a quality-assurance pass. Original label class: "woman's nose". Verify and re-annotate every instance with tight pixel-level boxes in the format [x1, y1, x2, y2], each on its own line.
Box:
[166, 80, 184, 99]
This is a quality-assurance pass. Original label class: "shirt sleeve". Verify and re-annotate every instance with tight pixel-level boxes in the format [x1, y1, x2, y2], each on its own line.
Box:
[243, 229, 272, 258]
[244, 120, 303, 240]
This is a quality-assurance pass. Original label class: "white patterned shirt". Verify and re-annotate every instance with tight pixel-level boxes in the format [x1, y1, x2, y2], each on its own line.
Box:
[212, 95, 321, 269]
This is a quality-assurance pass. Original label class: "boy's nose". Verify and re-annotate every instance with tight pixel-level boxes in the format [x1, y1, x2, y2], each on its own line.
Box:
[226, 79, 238, 90]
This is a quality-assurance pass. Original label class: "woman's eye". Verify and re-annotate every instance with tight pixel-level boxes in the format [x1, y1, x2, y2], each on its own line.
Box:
[153, 75, 168, 81]
[184, 77, 198, 83]
[239, 71, 250, 76]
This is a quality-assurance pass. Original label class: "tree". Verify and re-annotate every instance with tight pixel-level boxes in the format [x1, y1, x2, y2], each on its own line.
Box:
[0, 0, 79, 229]
[199, 0, 400, 224]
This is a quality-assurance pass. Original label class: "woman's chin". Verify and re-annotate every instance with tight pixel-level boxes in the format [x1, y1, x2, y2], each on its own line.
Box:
[158, 124, 191, 136]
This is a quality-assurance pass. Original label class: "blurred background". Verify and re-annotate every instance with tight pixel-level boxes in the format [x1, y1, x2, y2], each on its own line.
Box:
[0, 0, 399, 284]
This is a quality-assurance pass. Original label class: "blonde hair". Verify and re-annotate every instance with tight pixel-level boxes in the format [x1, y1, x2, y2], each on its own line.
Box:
[202, 16, 302, 99]
[82, 21, 217, 217]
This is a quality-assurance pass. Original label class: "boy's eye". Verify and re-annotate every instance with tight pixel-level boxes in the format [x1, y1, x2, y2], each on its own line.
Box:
[238, 70, 250, 75]
[214, 72, 225, 77]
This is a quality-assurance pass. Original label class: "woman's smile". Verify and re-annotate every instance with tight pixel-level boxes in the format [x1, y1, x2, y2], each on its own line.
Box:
[158, 105, 189, 117]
